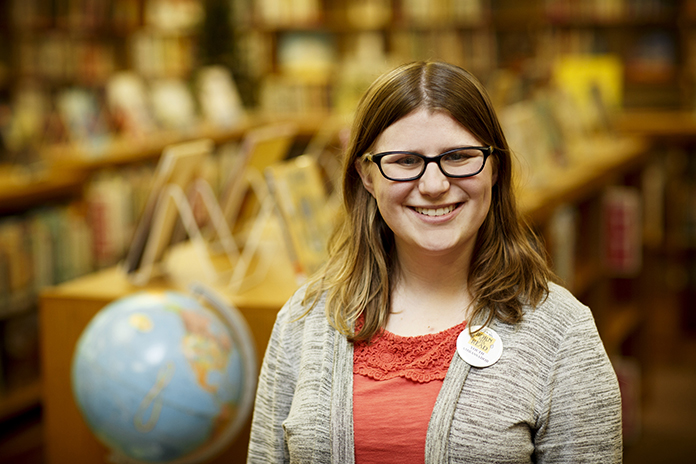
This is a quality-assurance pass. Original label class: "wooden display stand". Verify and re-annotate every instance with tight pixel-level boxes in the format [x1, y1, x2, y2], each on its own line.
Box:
[39, 249, 299, 464]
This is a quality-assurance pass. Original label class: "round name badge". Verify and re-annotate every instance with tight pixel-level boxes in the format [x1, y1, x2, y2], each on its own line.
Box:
[456, 325, 503, 368]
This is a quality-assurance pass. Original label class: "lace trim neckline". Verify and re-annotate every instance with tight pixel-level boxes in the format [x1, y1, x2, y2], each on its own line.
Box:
[353, 319, 467, 383]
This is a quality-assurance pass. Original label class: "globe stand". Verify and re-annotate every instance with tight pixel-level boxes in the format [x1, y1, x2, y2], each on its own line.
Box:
[188, 282, 257, 446]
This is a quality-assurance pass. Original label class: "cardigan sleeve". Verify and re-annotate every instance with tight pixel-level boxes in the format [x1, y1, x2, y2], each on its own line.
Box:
[534, 306, 623, 463]
[247, 294, 303, 464]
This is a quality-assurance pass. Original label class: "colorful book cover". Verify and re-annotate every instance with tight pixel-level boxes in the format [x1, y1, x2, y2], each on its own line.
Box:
[265, 155, 334, 277]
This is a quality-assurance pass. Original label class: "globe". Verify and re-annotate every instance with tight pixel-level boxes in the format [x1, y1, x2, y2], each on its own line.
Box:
[71, 284, 257, 463]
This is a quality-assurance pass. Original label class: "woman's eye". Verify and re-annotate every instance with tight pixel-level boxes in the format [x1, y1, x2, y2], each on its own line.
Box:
[445, 150, 472, 162]
[387, 154, 421, 166]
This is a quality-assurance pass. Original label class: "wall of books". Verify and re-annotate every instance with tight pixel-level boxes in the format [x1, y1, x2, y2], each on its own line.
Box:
[0, 0, 695, 454]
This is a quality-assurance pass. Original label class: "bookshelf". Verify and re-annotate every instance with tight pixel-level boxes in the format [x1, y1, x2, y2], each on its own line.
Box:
[235, 0, 495, 114]
[0, 110, 327, 428]
[0, 0, 690, 454]
[614, 110, 696, 359]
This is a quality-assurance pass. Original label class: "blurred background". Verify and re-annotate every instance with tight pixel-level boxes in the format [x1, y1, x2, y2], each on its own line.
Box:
[0, 0, 695, 463]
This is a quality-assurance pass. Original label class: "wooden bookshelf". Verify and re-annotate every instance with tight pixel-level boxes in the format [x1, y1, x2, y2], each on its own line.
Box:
[614, 110, 696, 139]
[612, 108, 696, 362]
[0, 379, 41, 422]
[518, 135, 649, 224]
[0, 166, 87, 215]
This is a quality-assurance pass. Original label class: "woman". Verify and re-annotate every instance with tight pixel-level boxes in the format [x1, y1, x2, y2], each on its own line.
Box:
[247, 61, 622, 463]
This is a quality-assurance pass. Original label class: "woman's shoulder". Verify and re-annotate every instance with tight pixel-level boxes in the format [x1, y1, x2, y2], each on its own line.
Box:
[537, 282, 591, 320]
[491, 283, 606, 371]
[493, 283, 594, 341]
[513, 281, 597, 340]
[273, 283, 330, 334]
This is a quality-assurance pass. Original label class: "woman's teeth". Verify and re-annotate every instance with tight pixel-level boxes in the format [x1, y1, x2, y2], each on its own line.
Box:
[414, 204, 456, 217]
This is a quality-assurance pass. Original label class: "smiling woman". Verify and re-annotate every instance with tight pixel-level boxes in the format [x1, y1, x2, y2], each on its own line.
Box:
[247, 61, 623, 464]
[355, 108, 495, 305]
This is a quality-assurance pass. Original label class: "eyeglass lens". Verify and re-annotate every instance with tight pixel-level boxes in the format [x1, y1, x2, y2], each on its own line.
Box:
[380, 148, 485, 180]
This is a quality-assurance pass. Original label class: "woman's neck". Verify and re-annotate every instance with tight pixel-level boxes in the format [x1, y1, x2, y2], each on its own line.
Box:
[386, 246, 474, 337]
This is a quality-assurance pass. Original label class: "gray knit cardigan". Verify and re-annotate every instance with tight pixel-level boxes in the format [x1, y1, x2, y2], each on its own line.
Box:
[247, 282, 623, 463]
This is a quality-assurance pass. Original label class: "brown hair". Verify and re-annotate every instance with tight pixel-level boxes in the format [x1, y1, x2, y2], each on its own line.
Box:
[304, 61, 553, 341]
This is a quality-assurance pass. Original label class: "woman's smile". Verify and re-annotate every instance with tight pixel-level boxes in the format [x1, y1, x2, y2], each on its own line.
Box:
[412, 203, 459, 217]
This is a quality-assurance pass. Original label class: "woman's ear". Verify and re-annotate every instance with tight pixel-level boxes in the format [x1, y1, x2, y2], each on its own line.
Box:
[355, 158, 375, 196]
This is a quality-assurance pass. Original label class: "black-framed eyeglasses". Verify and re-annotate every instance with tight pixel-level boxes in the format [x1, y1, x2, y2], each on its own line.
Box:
[363, 146, 493, 182]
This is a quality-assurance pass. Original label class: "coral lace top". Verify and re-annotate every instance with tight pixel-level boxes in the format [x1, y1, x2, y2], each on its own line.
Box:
[353, 319, 467, 464]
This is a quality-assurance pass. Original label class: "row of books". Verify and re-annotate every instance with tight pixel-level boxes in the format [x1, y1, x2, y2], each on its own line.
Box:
[249, 0, 489, 28]
[547, 185, 644, 292]
[254, 0, 322, 27]
[389, 29, 494, 76]
[0, 203, 94, 320]
[536, 28, 677, 85]
[544, 0, 677, 22]
[12, 29, 196, 84]
[10, 0, 203, 32]
[1, 65, 244, 162]
[256, 27, 497, 115]
[15, 35, 117, 85]
[0, 138, 244, 319]
[259, 76, 333, 115]
[396, 0, 488, 25]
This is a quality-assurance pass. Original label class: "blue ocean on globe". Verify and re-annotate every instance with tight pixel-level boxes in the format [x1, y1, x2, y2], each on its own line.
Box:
[71, 289, 256, 463]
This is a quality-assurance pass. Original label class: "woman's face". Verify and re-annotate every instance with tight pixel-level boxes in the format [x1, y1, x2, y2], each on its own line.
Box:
[356, 108, 496, 260]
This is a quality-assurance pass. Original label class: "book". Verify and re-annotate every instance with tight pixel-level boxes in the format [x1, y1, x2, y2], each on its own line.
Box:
[219, 124, 297, 230]
[346, 0, 391, 28]
[0, 218, 33, 318]
[196, 66, 245, 129]
[603, 186, 642, 277]
[277, 32, 335, 83]
[149, 78, 198, 131]
[548, 205, 578, 289]
[86, 173, 133, 269]
[106, 72, 157, 138]
[55, 87, 112, 155]
[28, 211, 55, 292]
[552, 54, 623, 133]
[265, 155, 334, 277]
[2, 86, 49, 157]
[123, 139, 212, 284]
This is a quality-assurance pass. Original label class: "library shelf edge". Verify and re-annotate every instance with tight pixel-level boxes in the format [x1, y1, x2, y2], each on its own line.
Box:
[0, 112, 334, 218]
[0, 167, 88, 215]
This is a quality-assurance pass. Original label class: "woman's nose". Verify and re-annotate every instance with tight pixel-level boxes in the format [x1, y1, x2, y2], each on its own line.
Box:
[418, 162, 450, 196]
